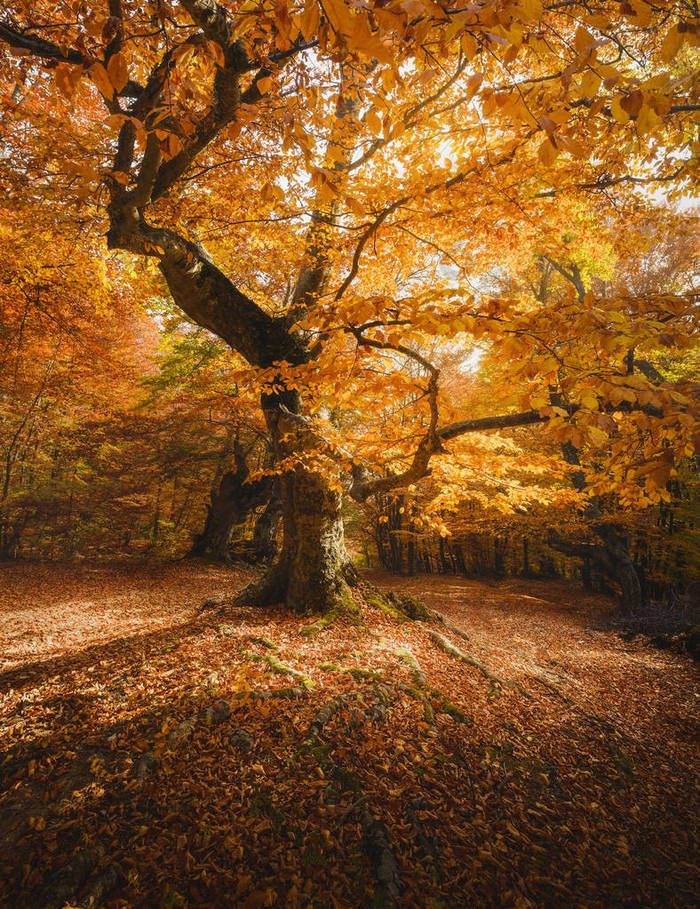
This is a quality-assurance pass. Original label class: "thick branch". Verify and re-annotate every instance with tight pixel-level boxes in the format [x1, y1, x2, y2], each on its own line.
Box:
[105, 220, 302, 367]
[0, 22, 85, 64]
[437, 409, 545, 441]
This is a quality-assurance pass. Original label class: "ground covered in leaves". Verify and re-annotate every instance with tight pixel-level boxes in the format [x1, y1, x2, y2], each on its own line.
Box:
[1, 561, 697, 908]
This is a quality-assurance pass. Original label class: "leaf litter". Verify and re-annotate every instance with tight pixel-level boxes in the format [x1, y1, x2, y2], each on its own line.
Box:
[0, 562, 697, 908]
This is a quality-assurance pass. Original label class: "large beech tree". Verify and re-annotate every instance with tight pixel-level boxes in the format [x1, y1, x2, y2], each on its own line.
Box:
[1, 1, 697, 612]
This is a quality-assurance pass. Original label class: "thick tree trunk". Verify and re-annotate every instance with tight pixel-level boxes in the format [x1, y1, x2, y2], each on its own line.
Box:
[233, 404, 356, 614]
[278, 466, 349, 613]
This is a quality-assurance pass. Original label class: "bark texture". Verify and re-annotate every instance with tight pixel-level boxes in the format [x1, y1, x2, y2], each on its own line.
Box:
[190, 437, 273, 561]
[232, 405, 355, 614]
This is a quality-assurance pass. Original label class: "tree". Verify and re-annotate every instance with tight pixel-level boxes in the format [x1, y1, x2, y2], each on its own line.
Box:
[1, 1, 697, 612]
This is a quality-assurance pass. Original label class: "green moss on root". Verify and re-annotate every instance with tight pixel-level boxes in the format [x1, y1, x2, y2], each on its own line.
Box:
[300, 583, 362, 639]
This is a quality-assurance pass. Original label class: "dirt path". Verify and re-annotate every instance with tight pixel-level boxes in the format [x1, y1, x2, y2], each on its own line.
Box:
[0, 560, 254, 670]
[366, 570, 699, 754]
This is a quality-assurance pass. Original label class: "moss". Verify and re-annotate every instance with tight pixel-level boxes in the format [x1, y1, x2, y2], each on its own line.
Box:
[319, 661, 341, 672]
[300, 581, 362, 638]
[240, 649, 314, 689]
[393, 648, 425, 685]
[400, 684, 435, 726]
[300, 612, 337, 639]
[365, 592, 406, 622]
[387, 591, 431, 621]
[364, 585, 431, 622]
[247, 635, 278, 651]
[427, 686, 470, 724]
[344, 666, 384, 682]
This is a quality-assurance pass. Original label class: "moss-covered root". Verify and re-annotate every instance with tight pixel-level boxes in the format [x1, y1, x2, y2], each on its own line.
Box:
[244, 634, 279, 651]
[364, 584, 431, 622]
[361, 807, 401, 908]
[394, 648, 426, 686]
[399, 681, 469, 725]
[307, 695, 346, 739]
[300, 581, 362, 638]
[421, 627, 529, 697]
[240, 649, 314, 689]
[301, 697, 401, 909]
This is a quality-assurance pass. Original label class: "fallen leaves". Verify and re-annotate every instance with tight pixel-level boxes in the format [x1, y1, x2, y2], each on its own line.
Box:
[0, 563, 697, 907]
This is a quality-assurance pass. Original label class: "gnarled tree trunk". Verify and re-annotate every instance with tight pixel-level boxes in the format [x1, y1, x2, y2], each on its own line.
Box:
[233, 402, 355, 614]
[190, 437, 272, 562]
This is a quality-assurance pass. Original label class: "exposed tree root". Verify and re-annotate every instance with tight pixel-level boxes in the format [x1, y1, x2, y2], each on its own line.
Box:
[431, 612, 473, 643]
[134, 689, 306, 787]
[420, 626, 529, 697]
[243, 634, 279, 650]
[530, 672, 571, 703]
[198, 593, 226, 613]
[239, 649, 314, 688]
[78, 864, 119, 909]
[300, 609, 342, 639]
[407, 797, 441, 884]
[22, 844, 108, 909]
[300, 586, 362, 638]
[395, 648, 470, 725]
[302, 694, 400, 907]
[362, 582, 432, 622]
[228, 564, 287, 611]
[361, 807, 401, 908]
[308, 695, 346, 738]
[394, 648, 426, 686]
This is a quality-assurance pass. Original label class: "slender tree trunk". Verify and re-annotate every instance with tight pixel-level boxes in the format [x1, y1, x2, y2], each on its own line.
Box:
[251, 488, 282, 562]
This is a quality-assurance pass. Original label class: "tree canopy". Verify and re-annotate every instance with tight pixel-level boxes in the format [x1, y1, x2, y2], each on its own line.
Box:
[0, 0, 698, 610]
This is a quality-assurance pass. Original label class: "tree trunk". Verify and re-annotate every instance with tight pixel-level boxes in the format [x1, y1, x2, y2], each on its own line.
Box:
[594, 525, 646, 614]
[279, 466, 349, 613]
[233, 404, 356, 614]
[189, 441, 272, 561]
[251, 488, 282, 562]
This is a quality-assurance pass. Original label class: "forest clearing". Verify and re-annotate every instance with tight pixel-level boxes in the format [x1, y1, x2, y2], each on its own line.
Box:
[1, 562, 697, 908]
[1, 0, 699, 906]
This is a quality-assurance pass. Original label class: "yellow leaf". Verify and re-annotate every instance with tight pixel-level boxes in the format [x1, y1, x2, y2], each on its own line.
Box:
[88, 62, 114, 99]
[517, 0, 542, 21]
[636, 103, 659, 136]
[537, 137, 559, 166]
[107, 52, 128, 93]
[365, 109, 382, 135]
[167, 132, 183, 158]
[588, 426, 608, 446]
[660, 26, 683, 62]
[323, 0, 352, 36]
[465, 72, 483, 100]
[55, 63, 82, 98]
[574, 26, 594, 54]
[299, 0, 320, 39]
[256, 76, 273, 95]
[610, 97, 629, 123]
[579, 70, 601, 98]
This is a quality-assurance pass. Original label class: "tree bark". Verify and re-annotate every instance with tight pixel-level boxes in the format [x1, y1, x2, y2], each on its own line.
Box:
[189, 439, 272, 561]
[251, 488, 282, 562]
[232, 403, 355, 614]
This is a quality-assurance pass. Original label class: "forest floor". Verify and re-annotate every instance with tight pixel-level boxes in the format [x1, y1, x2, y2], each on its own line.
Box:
[0, 561, 697, 909]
